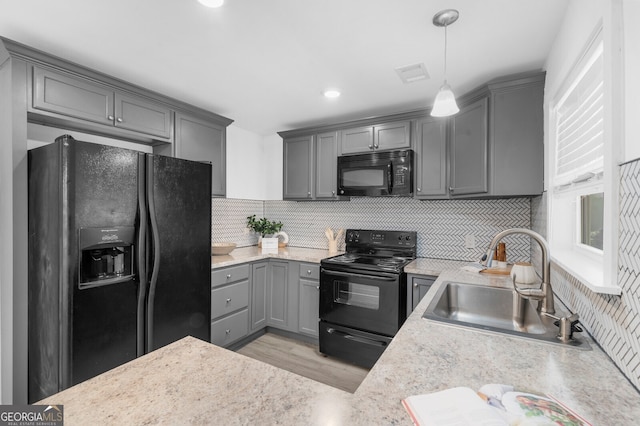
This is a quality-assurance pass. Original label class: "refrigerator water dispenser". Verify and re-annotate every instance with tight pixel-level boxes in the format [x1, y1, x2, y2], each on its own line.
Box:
[79, 227, 135, 288]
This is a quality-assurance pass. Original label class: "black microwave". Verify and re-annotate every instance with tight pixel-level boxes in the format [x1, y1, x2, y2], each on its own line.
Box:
[337, 149, 414, 196]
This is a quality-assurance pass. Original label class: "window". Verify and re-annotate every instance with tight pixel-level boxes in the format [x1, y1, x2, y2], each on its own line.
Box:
[548, 24, 620, 295]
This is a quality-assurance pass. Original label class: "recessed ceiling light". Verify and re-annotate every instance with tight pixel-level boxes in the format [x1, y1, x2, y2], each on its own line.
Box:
[323, 90, 341, 99]
[198, 0, 224, 8]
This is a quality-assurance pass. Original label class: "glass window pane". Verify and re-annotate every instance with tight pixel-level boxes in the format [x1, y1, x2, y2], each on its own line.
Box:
[580, 192, 604, 250]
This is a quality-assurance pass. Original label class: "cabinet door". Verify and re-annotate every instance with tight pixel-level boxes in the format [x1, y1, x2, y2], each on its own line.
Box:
[114, 93, 172, 140]
[174, 113, 226, 196]
[339, 126, 374, 154]
[250, 261, 268, 331]
[410, 276, 436, 313]
[414, 117, 448, 198]
[374, 121, 411, 151]
[299, 277, 319, 337]
[490, 82, 544, 196]
[450, 97, 488, 196]
[315, 131, 338, 199]
[283, 135, 313, 199]
[32, 66, 114, 126]
[267, 261, 289, 328]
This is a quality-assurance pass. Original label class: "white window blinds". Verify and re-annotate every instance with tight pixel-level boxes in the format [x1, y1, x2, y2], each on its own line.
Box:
[553, 40, 604, 187]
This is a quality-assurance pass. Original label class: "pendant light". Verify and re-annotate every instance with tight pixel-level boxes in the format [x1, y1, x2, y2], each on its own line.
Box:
[431, 9, 460, 117]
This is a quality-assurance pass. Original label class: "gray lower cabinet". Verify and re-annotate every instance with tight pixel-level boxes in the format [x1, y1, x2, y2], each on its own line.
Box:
[406, 274, 437, 316]
[414, 116, 448, 198]
[250, 261, 269, 331]
[31, 66, 173, 141]
[268, 260, 297, 331]
[165, 112, 227, 197]
[297, 263, 320, 338]
[211, 264, 251, 347]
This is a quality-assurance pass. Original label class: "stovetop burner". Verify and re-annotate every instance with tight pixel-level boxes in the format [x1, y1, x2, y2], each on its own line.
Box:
[321, 229, 417, 274]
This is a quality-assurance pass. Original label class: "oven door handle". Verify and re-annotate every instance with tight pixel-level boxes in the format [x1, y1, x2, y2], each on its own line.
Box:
[321, 269, 398, 281]
[327, 327, 389, 347]
[387, 161, 393, 194]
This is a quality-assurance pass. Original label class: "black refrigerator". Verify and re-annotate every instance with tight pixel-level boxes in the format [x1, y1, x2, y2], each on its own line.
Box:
[28, 135, 212, 402]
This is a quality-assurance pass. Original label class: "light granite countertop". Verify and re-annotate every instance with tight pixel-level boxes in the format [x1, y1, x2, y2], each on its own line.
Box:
[42, 257, 640, 424]
[211, 245, 339, 269]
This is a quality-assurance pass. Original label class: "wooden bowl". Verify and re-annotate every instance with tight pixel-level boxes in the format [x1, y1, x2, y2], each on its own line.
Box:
[211, 242, 236, 256]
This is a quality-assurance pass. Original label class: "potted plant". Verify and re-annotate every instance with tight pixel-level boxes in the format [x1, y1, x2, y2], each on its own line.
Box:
[246, 215, 286, 250]
[246, 215, 283, 237]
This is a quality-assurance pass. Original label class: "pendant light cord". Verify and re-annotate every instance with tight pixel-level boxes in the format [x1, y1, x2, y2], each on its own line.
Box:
[443, 24, 448, 82]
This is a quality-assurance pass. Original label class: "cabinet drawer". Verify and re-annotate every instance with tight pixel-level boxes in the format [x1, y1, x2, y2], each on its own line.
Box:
[298, 263, 319, 280]
[211, 280, 249, 320]
[211, 309, 249, 347]
[212, 264, 250, 287]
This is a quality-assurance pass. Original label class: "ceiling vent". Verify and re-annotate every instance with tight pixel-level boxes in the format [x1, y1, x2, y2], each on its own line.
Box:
[395, 63, 430, 84]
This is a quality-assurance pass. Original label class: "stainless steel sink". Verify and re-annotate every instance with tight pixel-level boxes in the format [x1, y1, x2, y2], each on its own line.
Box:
[423, 281, 590, 350]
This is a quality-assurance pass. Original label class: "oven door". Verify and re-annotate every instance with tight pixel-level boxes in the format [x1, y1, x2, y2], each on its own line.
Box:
[319, 267, 406, 336]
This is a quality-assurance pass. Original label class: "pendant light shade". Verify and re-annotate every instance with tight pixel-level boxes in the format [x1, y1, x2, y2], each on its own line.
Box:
[431, 82, 459, 117]
[431, 9, 459, 117]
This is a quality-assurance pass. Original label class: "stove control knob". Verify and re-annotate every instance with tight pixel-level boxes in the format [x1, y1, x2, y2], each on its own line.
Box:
[405, 235, 411, 241]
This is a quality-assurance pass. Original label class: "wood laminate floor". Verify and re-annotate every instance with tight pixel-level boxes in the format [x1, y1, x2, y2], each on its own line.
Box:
[236, 333, 369, 393]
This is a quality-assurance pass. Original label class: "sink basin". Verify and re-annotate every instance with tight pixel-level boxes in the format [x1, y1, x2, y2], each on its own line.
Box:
[423, 281, 590, 350]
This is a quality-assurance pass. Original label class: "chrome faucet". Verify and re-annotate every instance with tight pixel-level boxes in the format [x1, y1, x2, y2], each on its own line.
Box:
[481, 228, 555, 315]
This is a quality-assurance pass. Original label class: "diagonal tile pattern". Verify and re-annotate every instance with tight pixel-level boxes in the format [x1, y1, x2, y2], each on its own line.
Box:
[213, 196, 532, 262]
[534, 160, 640, 391]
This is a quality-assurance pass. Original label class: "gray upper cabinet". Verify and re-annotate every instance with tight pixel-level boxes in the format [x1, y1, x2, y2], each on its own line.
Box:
[488, 76, 544, 197]
[414, 116, 448, 198]
[170, 112, 226, 197]
[449, 72, 545, 198]
[339, 121, 410, 154]
[449, 97, 489, 197]
[283, 135, 314, 199]
[32, 66, 172, 141]
[283, 132, 340, 200]
[315, 131, 339, 199]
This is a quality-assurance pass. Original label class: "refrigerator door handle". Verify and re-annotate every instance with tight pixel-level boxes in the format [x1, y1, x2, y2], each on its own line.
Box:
[136, 153, 148, 357]
[145, 155, 161, 353]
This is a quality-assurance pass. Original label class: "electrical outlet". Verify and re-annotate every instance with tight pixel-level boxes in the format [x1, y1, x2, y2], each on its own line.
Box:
[464, 235, 475, 249]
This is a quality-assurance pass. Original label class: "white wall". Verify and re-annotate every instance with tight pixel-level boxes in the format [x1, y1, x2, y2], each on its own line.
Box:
[623, 0, 640, 162]
[225, 125, 267, 200]
[262, 133, 284, 200]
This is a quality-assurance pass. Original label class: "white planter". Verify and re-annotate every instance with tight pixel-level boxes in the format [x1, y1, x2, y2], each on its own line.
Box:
[261, 237, 279, 254]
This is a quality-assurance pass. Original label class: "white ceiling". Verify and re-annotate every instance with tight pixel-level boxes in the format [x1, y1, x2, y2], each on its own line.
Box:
[0, 0, 568, 136]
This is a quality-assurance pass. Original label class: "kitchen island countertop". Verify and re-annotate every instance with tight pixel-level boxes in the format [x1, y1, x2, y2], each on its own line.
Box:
[42, 265, 640, 424]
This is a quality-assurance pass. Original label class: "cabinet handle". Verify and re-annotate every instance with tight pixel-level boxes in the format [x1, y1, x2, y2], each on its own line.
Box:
[107, 115, 114, 121]
[226, 274, 232, 279]
[226, 298, 231, 304]
[449, 187, 454, 193]
[307, 270, 312, 275]
[316, 285, 319, 290]
[374, 144, 379, 149]
[332, 190, 335, 195]
[413, 283, 418, 287]
[307, 192, 311, 197]
[225, 329, 231, 334]
[368, 144, 374, 149]
[116, 117, 123, 123]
